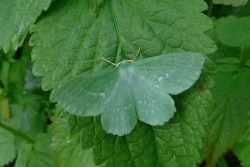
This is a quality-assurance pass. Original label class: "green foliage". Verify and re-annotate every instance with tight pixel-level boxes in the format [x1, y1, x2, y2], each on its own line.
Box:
[204, 69, 250, 166]
[15, 134, 53, 167]
[215, 16, 250, 47]
[213, 0, 248, 6]
[0, 0, 52, 56]
[0, 42, 53, 166]
[0, 128, 16, 166]
[51, 113, 99, 167]
[204, 3, 250, 166]
[233, 123, 250, 167]
[0, 0, 250, 167]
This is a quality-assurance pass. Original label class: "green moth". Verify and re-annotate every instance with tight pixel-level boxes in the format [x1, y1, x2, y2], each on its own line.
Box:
[55, 52, 205, 136]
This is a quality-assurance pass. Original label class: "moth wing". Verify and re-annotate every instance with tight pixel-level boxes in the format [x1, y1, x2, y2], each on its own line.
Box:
[55, 68, 119, 116]
[133, 52, 205, 95]
[131, 76, 175, 126]
[101, 79, 137, 136]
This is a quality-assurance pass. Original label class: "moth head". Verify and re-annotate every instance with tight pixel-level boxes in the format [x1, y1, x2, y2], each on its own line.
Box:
[119, 64, 136, 80]
[116, 59, 135, 68]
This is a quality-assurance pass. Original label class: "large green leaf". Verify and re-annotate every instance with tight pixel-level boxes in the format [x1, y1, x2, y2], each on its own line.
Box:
[51, 113, 99, 167]
[204, 68, 250, 167]
[29, 0, 215, 94]
[0, 0, 52, 55]
[29, 0, 216, 166]
[213, 0, 248, 6]
[0, 128, 16, 166]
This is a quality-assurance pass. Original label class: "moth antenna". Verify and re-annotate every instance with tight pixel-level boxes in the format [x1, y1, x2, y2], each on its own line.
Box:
[101, 57, 117, 66]
[133, 47, 141, 62]
[115, 62, 123, 67]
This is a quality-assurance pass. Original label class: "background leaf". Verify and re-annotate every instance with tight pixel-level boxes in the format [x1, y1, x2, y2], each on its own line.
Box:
[0, 41, 53, 167]
[51, 112, 99, 167]
[213, 0, 248, 6]
[211, 1, 250, 18]
[204, 16, 250, 167]
[0, 0, 52, 55]
[204, 17, 250, 167]
[14, 134, 54, 167]
[215, 16, 250, 47]
[8, 97, 46, 137]
[233, 123, 250, 167]
[204, 68, 250, 166]
[0, 128, 16, 166]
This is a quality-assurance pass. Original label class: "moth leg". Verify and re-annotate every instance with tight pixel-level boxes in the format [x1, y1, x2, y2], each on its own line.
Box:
[115, 61, 123, 67]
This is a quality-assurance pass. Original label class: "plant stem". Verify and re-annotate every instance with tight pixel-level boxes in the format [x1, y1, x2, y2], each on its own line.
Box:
[207, 0, 214, 17]
[239, 46, 249, 66]
[0, 122, 34, 143]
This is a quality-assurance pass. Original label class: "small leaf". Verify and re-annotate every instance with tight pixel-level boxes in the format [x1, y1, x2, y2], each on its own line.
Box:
[8, 96, 46, 137]
[215, 16, 250, 47]
[213, 0, 248, 6]
[0, 128, 16, 166]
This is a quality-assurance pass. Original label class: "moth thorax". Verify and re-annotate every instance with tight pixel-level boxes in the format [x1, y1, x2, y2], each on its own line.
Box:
[119, 66, 136, 83]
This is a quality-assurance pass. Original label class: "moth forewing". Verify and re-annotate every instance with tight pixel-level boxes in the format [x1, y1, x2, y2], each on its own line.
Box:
[56, 51, 205, 136]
